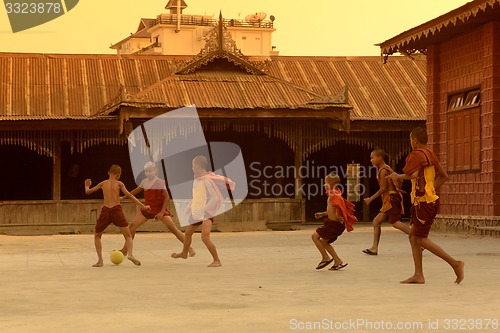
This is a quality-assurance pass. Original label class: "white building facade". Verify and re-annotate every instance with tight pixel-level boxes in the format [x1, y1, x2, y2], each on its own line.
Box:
[110, 0, 277, 59]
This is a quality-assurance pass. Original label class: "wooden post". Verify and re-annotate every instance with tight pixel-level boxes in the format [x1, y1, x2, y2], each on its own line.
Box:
[294, 126, 303, 199]
[52, 137, 61, 201]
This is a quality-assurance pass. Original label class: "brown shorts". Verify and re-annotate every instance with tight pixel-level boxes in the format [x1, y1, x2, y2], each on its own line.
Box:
[410, 200, 439, 238]
[316, 218, 345, 244]
[95, 205, 129, 233]
[140, 208, 172, 220]
[386, 194, 403, 224]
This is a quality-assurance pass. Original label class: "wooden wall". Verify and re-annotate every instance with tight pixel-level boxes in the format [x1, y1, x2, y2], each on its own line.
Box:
[0, 198, 305, 235]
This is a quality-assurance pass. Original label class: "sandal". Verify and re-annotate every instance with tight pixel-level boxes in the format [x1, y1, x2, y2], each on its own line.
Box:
[316, 258, 334, 270]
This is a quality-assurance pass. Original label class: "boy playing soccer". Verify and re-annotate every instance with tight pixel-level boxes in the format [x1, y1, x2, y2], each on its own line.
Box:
[171, 155, 235, 267]
[85, 164, 150, 267]
[118, 162, 195, 257]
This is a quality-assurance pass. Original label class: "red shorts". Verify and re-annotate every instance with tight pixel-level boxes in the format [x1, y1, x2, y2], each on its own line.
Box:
[95, 205, 129, 233]
[140, 207, 172, 220]
[410, 200, 439, 238]
[316, 218, 345, 243]
[386, 194, 403, 224]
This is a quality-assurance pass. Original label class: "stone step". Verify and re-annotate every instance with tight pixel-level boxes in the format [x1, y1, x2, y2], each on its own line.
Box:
[475, 226, 500, 237]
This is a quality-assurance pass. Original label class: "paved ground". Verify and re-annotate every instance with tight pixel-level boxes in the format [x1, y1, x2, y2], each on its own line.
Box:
[0, 224, 499, 333]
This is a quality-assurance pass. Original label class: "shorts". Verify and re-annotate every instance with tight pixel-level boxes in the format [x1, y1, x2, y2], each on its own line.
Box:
[140, 207, 172, 220]
[410, 200, 439, 238]
[188, 215, 214, 226]
[316, 218, 345, 244]
[386, 194, 403, 224]
[95, 205, 129, 233]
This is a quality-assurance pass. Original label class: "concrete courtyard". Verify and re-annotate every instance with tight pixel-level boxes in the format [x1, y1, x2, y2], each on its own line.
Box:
[0, 225, 499, 333]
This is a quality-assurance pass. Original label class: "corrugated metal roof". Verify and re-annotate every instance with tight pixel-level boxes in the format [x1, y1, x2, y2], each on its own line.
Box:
[0, 53, 426, 121]
[266, 56, 426, 121]
[114, 70, 345, 112]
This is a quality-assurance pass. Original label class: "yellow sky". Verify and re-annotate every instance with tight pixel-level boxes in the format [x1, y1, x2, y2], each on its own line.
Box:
[0, 0, 470, 56]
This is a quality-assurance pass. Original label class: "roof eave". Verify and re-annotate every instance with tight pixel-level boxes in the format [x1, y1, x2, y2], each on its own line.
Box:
[377, 0, 500, 57]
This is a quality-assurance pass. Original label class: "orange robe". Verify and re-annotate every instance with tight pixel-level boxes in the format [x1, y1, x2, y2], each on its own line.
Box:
[326, 188, 357, 232]
[403, 148, 440, 204]
[402, 148, 439, 176]
[378, 165, 394, 212]
[403, 148, 440, 226]
[378, 165, 404, 215]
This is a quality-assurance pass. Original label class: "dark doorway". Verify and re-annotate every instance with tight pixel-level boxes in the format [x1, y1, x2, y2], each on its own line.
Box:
[61, 143, 136, 200]
[0, 146, 51, 200]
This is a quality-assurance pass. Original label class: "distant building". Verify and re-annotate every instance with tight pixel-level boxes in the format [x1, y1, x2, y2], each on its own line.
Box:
[110, 0, 277, 59]
[378, 0, 500, 236]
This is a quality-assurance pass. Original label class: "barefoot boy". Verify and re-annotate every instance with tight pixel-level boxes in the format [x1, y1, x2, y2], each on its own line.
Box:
[172, 155, 234, 267]
[362, 149, 410, 255]
[388, 127, 464, 284]
[119, 162, 195, 258]
[85, 164, 150, 267]
[312, 173, 357, 271]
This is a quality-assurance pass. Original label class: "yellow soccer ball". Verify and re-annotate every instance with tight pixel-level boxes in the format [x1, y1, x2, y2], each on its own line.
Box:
[110, 250, 125, 265]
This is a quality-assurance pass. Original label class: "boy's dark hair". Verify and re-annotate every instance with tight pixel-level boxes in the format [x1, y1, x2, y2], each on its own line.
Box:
[410, 127, 428, 144]
[109, 164, 122, 175]
[372, 149, 387, 161]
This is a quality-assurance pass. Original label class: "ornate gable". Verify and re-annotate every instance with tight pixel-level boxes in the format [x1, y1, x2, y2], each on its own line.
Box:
[176, 12, 268, 75]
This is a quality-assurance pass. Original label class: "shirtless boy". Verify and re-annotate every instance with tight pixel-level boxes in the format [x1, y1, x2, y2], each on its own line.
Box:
[85, 164, 150, 267]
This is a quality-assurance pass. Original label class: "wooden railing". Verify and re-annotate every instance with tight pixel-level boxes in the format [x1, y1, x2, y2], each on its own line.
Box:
[151, 15, 274, 29]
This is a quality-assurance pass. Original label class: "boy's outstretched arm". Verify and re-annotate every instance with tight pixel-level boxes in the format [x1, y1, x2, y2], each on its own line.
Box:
[387, 170, 419, 182]
[119, 182, 150, 210]
[314, 211, 327, 219]
[120, 186, 142, 200]
[85, 179, 103, 195]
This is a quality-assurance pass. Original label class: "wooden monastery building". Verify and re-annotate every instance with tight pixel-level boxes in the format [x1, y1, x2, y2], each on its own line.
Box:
[379, 0, 500, 236]
[0, 1, 426, 233]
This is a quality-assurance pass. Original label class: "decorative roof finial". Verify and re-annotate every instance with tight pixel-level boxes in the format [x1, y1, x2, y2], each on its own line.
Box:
[165, 0, 187, 14]
[218, 11, 224, 55]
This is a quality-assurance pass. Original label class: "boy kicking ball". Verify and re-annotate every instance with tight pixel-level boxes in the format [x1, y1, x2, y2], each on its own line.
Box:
[85, 164, 150, 267]
[171, 155, 235, 268]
